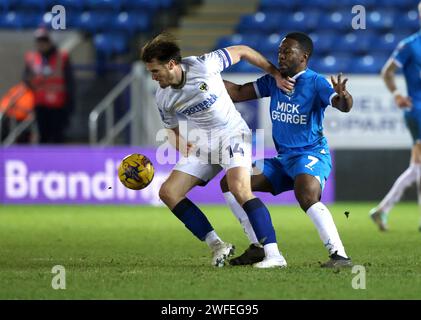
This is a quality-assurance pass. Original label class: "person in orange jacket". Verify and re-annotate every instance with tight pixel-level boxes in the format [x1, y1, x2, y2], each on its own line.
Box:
[23, 27, 75, 143]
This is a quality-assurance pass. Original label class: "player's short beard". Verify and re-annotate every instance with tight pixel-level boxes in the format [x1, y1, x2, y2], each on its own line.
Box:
[280, 62, 300, 78]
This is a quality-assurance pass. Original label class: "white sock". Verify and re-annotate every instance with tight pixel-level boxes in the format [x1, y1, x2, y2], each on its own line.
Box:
[378, 164, 418, 214]
[415, 164, 421, 225]
[263, 242, 282, 258]
[306, 202, 348, 258]
[205, 230, 222, 249]
[223, 192, 259, 245]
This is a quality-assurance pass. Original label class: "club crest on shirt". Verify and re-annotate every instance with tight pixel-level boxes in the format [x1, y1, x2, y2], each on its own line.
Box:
[199, 82, 208, 92]
[285, 88, 295, 98]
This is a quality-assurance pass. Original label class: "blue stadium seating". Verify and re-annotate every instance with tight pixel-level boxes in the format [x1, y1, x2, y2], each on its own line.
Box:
[350, 54, 389, 73]
[112, 11, 150, 34]
[94, 32, 128, 55]
[237, 12, 287, 34]
[223, 0, 420, 73]
[45, 0, 85, 11]
[73, 11, 114, 33]
[309, 32, 338, 55]
[259, 0, 296, 11]
[216, 34, 261, 49]
[397, 9, 420, 29]
[86, 0, 121, 11]
[318, 10, 354, 31]
[312, 54, 352, 74]
[373, 32, 400, 53]
[336, 31, 376, 54]
[366, 9, 396, 31]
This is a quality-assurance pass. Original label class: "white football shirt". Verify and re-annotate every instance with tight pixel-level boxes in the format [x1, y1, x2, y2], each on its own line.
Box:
[155, 49, 250, 150]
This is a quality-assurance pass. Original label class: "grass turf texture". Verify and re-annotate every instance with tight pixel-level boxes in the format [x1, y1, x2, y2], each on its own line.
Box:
[0, 202, 420, 299]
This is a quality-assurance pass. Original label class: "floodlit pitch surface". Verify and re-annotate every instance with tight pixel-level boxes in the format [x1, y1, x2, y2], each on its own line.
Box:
[0, 203, 420, 299]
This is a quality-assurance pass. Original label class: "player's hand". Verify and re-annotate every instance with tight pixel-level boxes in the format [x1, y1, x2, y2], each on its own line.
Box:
[331, 73, 350, 99]
[394, 94, 412, 109]
[274, 72, 295, 93]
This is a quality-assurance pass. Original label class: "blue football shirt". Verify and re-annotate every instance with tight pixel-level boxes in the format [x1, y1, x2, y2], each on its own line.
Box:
[391, 31, 421, 105]
[254, 69, 337, 152]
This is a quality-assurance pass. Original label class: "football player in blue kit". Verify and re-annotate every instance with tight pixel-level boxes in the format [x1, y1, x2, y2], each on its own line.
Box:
[370, 1, 421, 232]
[221, 32, 354, 268]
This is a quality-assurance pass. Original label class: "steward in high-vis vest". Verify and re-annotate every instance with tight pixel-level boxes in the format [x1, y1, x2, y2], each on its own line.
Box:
[23, 27, 75, 143]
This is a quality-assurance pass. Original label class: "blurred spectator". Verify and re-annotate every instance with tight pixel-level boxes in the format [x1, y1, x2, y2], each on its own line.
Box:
[0, 82, 34, 143]
[23, 27, 75, 143]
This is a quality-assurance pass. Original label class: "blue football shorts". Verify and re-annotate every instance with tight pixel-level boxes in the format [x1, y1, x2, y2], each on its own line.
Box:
[253, 145, 332, 196]
[404, 105, 421, 144]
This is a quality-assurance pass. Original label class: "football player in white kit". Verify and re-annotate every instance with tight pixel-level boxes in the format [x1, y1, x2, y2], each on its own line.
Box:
[140, 33, 293, 268]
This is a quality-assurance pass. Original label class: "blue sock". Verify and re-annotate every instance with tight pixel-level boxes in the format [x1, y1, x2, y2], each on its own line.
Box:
[242, 198, 277, 245]
[171, 198, 214, 241]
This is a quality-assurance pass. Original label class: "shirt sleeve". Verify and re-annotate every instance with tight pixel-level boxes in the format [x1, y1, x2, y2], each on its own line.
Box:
[157, 102, 178, 129]
[197, 48, 233, 74]
[315, 75, 337, 109]
[391, 40, 410, 68]
[253, 74, 273, 98]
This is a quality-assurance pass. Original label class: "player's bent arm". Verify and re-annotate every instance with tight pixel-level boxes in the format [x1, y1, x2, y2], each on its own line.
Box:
[223, 80, 257, 102]
[331, 91, 353, 113]
[167, 127, 191, 157]
[226, 45, 279, 78]
[381, 58, 399, 94]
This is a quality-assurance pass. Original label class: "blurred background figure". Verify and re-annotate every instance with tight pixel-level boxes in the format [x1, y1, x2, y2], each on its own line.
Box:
[370, 1, 421, 231]
[0, 81, 34, 143]
[23, 27, 75, 143]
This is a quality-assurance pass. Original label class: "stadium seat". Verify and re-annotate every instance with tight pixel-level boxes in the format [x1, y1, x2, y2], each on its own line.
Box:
[366, 9, 395, 31]
[312, 54, 352, 74]
[112, 11, 150, 34]
[216, 34, 261, 52]
[309, 32, 338, 55]
[45, 0, 85, 11]
[120, 0, 161, 11]
[318, 10, 353, 32]
[73, 11, 114, 33]
[11, 0, 46, 11]
[259, 33, 282, 53]
[373, 32, 400, 53]
[381, 0, 417, 10]
[396, 10, 420, 30]
[0, 11, 23, 29]
[279, 10, 320, 33]
[237, 12, 287, 34]
[86, 0, 121, 11]
[20, 12, 43, 28]
[350, 54, 389, 74]
[336, 31, 375, 54]
[94, 32, 128, 55]
[259, 0, 296, 11]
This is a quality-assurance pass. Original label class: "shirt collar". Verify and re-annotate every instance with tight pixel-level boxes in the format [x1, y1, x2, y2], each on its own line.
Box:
[291, 69, 308, 80]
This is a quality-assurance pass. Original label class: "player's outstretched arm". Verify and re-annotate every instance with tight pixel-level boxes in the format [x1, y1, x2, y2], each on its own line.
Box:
[225, 45, 294, 92]
[331, 73, 353, 113]
[223, 80, 257, 102]
[381, 58, 412, 109]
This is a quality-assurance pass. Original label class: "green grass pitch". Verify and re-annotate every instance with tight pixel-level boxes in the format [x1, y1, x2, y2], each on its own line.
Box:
[0, 202, 420, 299]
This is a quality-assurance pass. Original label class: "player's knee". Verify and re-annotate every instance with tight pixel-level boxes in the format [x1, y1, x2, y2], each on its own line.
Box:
[229, 182, 253, 205]
[295, 188, 320, 212]
[159, 183, 177, 205]
[220, 175, 229, 193]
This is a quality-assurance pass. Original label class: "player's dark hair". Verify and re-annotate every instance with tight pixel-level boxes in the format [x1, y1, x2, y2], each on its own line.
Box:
[140, 33, 182, 64]
[285, 32, 313, 58]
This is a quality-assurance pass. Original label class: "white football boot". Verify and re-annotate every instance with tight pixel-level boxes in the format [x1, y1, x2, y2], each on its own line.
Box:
[253, 254, 287, 269]
[211, 242, 235, 267]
